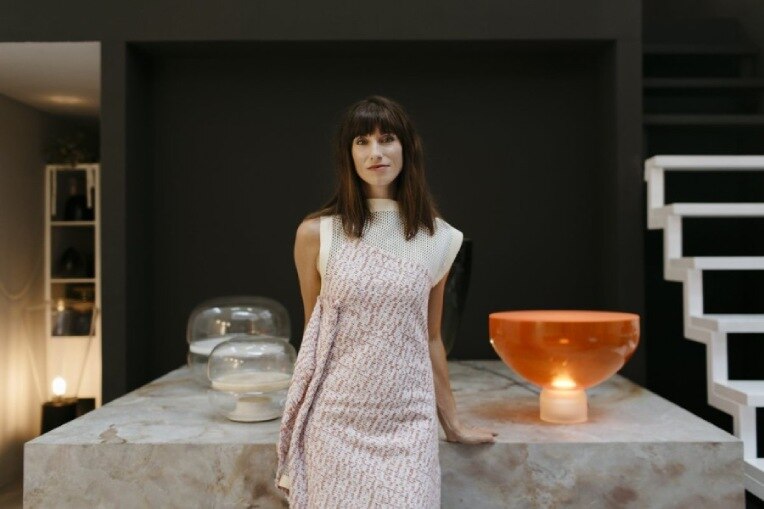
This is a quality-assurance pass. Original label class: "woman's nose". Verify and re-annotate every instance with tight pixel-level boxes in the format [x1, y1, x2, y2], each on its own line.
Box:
[369, 141, 382, 158]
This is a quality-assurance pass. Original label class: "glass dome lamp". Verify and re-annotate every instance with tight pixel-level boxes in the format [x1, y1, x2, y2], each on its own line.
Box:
[186, 296, 291, 386]
[207, 335, 296, 422]
[489, 310, 639, 424]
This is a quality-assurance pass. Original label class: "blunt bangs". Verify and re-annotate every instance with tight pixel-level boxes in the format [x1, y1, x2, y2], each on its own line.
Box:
[345, 101, 405, 143]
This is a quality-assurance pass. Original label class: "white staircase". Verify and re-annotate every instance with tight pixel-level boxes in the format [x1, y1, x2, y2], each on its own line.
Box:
[645, 155, 764, 500]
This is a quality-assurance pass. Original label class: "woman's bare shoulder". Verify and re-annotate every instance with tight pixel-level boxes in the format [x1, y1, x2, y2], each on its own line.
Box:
[295, 216, 321, 249]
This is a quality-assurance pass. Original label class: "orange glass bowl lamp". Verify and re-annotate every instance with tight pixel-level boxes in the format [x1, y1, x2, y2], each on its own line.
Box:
[489, 310, 640, 423]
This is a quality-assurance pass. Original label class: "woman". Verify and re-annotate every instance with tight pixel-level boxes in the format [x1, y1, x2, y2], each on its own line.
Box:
[275, 95, 497, 508]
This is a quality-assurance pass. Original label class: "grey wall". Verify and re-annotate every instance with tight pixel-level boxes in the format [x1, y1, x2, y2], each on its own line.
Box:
[0, 94, 51, 488]
[0, 93, 97, 488]
[142, 42, 620, 379]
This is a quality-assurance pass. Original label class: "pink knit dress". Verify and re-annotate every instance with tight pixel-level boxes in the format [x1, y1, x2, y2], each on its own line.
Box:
[275, 198, 463, 508]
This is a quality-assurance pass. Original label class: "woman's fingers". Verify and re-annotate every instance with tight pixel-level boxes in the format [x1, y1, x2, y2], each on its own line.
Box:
[469, 425, 499, 437]
[447, 423, 499, 444]
[464, 429, 496, 444]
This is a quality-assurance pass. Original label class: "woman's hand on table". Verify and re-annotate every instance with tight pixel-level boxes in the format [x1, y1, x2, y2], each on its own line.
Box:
[444, 421, 498, 444]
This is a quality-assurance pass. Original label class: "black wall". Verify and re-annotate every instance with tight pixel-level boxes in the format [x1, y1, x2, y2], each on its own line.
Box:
[140, 42, 621, 378]
[0, 1, 643, 402]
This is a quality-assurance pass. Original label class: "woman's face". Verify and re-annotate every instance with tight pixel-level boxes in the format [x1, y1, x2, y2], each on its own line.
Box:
[351, 127, 403, 197]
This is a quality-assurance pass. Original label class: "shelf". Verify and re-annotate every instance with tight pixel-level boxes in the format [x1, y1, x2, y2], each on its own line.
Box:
[47, 164, 99, 172]
[644, 114, 764, 126]
[643, 43, 759, 55]
[44, 163, 102, 408]
[51, 221, 96, 227]
[644, 78, 764, 89]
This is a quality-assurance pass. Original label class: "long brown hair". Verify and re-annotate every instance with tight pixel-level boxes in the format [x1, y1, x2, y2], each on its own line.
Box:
[306, 95, 439, 240]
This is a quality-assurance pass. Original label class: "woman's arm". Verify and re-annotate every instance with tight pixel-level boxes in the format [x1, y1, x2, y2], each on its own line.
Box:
[277, 218, 321, 496]
[427, 272, 497, 444]
[294, 217, 322, 327]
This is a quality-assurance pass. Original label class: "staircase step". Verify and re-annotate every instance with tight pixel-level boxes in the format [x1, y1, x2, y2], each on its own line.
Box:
[746, 458, 764, 488]
[652, 203, 764, 221]
[646, 155, 764, 171]
[714, 381, 764, 406]
[644, 78, 764, 89]
[644, 114, 764, 126]
[672, 257, 764, 270]
[689, 314, 764, 332]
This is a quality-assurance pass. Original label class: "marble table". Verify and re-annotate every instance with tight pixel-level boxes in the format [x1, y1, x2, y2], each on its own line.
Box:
[25, 360, 743, 508]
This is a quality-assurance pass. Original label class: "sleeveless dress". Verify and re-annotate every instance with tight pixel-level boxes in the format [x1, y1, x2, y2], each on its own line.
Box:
[275, 198, 463, 508]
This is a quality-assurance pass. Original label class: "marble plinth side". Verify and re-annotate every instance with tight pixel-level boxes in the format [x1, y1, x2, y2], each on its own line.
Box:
[24, 360, 743, 508]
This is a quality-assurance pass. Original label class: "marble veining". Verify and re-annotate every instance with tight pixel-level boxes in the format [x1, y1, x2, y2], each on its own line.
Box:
[25, 360, 744, 508]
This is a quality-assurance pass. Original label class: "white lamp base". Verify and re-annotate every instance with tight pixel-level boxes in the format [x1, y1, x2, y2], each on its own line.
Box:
[227, 395, 281, 422]
[540, 388, 587, 423]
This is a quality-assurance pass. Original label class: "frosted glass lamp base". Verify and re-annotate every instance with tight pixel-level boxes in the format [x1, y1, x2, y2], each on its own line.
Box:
[540, 388, 587, 423]
[228, 395, 281, 422]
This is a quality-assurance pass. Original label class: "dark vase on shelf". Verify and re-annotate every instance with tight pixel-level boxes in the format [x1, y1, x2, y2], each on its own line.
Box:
[73, 311, 93, 335]
[57, 247, 86, 277]
[63, 177, 94, 221]
[441, 238, 472, 357]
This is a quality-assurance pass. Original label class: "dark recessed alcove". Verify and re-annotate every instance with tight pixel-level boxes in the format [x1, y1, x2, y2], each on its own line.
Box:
[117, 40, 638, 387]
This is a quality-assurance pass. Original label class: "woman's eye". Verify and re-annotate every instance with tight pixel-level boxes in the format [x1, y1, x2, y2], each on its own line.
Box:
[355, 138, 366, 145]
[382, 135, 395, 142]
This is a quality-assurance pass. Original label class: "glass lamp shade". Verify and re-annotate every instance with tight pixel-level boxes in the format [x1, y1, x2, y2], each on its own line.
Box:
[207, 335, 296, 422]
[489, 310, 639, 423]
[186, 296, 291, 386]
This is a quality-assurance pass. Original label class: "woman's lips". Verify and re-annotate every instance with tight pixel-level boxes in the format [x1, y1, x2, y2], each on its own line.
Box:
[368, 164, 388, 170]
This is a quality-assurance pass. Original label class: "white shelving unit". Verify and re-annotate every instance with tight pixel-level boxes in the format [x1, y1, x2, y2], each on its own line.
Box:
[645, 155, 764, 500]
[44, 163, 101, 406]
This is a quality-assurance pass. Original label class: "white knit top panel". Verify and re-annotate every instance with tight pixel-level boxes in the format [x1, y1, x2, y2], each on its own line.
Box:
[317, 198, 463, 289]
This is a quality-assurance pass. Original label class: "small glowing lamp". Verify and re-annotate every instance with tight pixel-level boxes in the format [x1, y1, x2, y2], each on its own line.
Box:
[51, 376, 67, 400]
[489, 310, 639, 423]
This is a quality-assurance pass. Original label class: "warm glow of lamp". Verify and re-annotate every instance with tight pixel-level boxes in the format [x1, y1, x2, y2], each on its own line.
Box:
[56, 299, 65, 312]
[489, 310, 639, 424]
[551, 374, 576, 389]
[47, 95, 85, 105]
[51, 376, 67, 399]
